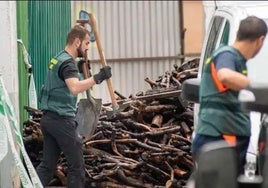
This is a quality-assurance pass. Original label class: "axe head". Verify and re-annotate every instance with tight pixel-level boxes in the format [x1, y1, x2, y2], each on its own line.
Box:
[77, 10, 96, 42]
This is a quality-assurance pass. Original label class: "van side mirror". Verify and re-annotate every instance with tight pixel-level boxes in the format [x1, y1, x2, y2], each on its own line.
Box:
[181, 78, 200, 103]
[239, 84, 268, 113]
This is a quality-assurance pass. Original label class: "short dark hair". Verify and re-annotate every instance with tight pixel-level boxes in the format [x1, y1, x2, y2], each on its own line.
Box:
[237, 16, 267, 41]
[66, 25, 90, 45]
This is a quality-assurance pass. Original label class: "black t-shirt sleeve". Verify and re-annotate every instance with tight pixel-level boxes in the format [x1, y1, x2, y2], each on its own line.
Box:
[58, 59, 79, 81]
[214, 51, 236, 71]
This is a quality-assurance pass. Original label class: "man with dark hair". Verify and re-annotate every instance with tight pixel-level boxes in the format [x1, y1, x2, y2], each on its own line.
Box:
[36, 25, 112, 187]
[192, 16, 267, 174]
[237, 16, 268, 41]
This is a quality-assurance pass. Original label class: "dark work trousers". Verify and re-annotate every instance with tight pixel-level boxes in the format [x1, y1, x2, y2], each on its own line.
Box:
[36, 111, 85, 188]
[192, 134, 250, 175]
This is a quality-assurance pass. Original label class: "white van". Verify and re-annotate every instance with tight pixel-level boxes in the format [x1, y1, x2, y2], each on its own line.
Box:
[191, 1, 268, 163]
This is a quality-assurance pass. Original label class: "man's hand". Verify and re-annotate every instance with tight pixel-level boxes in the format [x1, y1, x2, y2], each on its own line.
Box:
[93, 66, 112, 84]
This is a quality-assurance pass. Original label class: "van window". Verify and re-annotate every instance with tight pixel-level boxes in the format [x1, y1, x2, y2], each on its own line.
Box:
[220, 21, 230, 45]
[202, 16, 230, 72]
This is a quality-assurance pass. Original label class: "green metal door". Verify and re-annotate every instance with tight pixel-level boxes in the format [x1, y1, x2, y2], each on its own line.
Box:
[17, 1, 29, 128]
[28, 1, 71, 107]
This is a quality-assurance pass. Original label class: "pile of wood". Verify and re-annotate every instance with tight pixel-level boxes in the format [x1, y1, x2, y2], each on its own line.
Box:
[23, 58, 199, 188]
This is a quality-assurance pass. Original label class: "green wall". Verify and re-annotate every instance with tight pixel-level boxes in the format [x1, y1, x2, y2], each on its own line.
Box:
[17, 1, 29, 128]
[28, 1, 71, 107]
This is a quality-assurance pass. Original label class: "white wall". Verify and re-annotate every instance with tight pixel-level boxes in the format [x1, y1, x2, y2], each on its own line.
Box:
[0, 1, 19, 115]
[0, 1, 20, 187]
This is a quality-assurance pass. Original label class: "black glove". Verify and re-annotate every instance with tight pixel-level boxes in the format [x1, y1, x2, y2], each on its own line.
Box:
[93, 66, 112, 84]
[77, 60, 91, 73]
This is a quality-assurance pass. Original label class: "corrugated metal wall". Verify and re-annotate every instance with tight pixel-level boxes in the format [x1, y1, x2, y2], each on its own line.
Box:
[28, 1, 71, 105]
[72, 1, 182, 103]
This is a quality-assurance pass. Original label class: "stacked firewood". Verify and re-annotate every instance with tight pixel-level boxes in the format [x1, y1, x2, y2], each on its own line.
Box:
[23, 58, 199, 188]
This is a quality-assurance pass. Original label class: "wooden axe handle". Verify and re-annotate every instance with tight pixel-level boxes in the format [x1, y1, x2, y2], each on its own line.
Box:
[76, 19, 90, 26]
[82, 52, 91, 99]
[82, 52, 89, 79]
[89, 13, 118, 108]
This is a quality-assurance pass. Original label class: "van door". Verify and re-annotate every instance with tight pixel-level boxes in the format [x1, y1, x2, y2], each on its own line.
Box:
[198, 14, 231, 75]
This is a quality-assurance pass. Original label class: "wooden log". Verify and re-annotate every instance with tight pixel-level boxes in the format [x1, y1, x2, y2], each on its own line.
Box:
[144, 105, 177, 113]
[151, 114, 163, 128]
[24, 105, 43, 117]
[171, 134, 191, 144]
[85, 138, 138, 146]
[174, 168, 188, 178]
[92, 169, 118, 180]
[180, 121, 192, 140]
[121, 119, 152, 132]
[114, 90, 127, 100]
[165, 161, 174, 188]
[117, 109, 135, 119]
[117, 168, 153, 188]
[55, 168, 67, 186]
[145, 77, 158, 89]
[98, 181, 134, 188]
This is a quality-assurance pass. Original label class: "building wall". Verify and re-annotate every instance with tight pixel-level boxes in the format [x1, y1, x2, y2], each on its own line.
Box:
[72, 1, 182, 103]
[0, 1, 20, 187]
[183, 1, 205, 55]
[0, 1, 19, 113]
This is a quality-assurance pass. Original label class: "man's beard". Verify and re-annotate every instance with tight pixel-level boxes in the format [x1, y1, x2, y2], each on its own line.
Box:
[77, 46, 84, 58]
